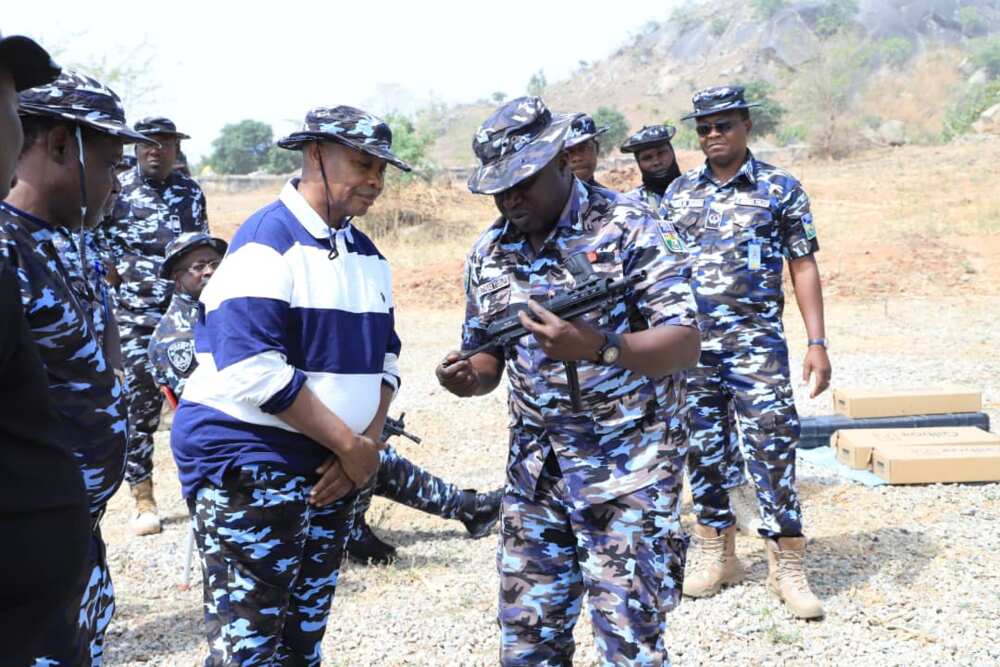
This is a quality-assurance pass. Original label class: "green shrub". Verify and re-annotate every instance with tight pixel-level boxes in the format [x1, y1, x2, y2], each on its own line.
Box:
[592, 107, 629, 157]
[959, 6, 987, 35]
[970, 37, 1000, 79]
[751, 0, 786, 20]
[739, 80, 786, 136]
[879, 37, 914, 69]
[672, 124, 701, 150]
[941, 81, 1000, 141]
[710, 17, 730, 37]
[776, 125, 807, 146]
[814, 0, 859, 37]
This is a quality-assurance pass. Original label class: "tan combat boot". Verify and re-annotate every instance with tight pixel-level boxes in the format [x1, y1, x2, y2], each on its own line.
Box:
[130, 478, 162, 536]
[765, 537, 824, 619]
[729, 484, 763, 536]
[683, 524, 745, 598]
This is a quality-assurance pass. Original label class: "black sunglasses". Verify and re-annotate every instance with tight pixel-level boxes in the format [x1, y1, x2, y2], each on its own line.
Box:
[695, 120, 737, 137]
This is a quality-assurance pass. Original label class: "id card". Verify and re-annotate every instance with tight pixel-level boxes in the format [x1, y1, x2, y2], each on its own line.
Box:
[747, 241, 762, 270]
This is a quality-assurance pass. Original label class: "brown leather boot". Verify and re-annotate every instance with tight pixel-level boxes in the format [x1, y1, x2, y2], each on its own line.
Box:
[130, 478, 162, 536]
[683, 524, 745, 598]
[765, 537, 824, 619]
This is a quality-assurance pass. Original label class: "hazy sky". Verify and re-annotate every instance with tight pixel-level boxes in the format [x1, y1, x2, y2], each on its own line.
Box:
[5, 0, 677, 160]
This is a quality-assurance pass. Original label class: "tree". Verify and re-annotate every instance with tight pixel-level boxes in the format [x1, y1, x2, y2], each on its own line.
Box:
[383, 113, 436, 179]
[792, 34, 873, 157]
[206, 120, 274, 175]
[814, 0, 859, 37]
[526, 70, 547, 97]
[739, 80, 786, 137]
[491, 91, 507, 104]
[751, 0, 786, 20]
[971, 37, 1000, 79]
[591, 107, 629, 157]
[264, 146, 300, 175]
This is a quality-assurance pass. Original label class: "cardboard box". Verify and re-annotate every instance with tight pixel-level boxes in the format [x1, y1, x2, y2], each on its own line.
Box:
[871, 443, 1000, 484]
[831, 387, 982, 419]
[831, 427, 1000, 470]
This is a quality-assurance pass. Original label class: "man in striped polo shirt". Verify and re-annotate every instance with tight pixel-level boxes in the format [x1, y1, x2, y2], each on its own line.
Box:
[171, 106, 410, 665]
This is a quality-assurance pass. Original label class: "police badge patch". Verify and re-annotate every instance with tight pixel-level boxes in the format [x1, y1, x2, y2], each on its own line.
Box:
[166, 340, 195, 375]
[658, 222, 687, 254]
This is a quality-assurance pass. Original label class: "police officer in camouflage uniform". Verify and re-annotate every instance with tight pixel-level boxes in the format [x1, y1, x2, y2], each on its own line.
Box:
[148, 232, 227, 398]
[100, 115, 208, 536]
[2, 69, 157, 666]
[563, 113, 607, 187]
[437, 97, 701, 666]
[621, 124, 682, 210]
[660, 86, 832, 619]
[348, 446, 502, 565]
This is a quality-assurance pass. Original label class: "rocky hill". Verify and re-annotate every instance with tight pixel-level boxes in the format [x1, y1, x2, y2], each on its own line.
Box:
[429, 0, 1000, 167]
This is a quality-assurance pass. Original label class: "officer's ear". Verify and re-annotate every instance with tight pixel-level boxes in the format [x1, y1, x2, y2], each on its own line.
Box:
[46, 124, 73, 165]
[742, 110, 753, 135]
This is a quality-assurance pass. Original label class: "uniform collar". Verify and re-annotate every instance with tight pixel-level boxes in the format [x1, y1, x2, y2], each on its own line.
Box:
[279, 178, 355, 243]
[697, 149, 758, 187]
[0, 202, 60, 237]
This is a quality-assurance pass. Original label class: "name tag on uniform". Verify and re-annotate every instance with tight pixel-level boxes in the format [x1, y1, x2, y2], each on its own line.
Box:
[669, 198, 705, 209]
[747, 241, 762, 270]
[477, 275, 510, 298]
[735, 195, 770, 209]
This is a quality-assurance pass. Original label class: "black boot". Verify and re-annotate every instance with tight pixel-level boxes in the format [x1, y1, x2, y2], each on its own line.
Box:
[347, 517, 397, 566]
[459, 488, 503, 539]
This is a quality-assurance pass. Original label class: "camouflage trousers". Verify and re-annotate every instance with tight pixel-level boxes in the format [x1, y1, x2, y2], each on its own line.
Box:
[187, 464, 355, 666]
[685, 335, 803, 538]
[498, 458, 687, 667]
[120, 323, 163, 486]
[351, 445, 465, 540]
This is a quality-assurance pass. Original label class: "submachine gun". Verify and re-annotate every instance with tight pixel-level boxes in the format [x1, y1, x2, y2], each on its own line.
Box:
[451, 253, 645, 411]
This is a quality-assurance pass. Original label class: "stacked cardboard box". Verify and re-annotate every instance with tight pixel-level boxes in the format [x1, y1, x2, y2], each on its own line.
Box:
[827, 387, 1000, 484]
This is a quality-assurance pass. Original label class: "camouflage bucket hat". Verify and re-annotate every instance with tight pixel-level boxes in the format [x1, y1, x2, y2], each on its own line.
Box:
[277, 105, 412, 172]
[620, 124, 677, 154]
[160, 231, 228, 279]
[468, 97, 582, 195]
[564, 114, 608, 149]
[18, 70, 158, 145]
[682, 85, 761, 121]
[0, 31, 61, 91]
[134, 116, 190, 139]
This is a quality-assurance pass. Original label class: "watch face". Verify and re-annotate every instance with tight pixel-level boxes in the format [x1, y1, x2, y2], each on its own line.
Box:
[602, 346, 620, 364]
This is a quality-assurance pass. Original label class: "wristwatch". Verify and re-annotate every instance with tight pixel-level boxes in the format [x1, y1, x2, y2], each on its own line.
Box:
[808, 338, 828, 349]
[595, 331, 621, 365]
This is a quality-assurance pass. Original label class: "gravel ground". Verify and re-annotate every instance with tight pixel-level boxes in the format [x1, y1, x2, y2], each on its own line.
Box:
[101, 296, 1000, 666]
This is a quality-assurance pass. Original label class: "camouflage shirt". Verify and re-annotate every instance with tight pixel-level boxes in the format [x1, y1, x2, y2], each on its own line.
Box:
[0, 203, 128, 513]
[462, 179, 698, 507]
[148, 291, 198, 397]
[624, 184, 664, 212]
[659, 152, 819, 339]
[100, 166, 209, 328]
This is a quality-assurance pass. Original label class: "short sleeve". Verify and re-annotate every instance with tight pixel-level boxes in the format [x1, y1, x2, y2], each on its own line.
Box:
[778, 180, 819, 260]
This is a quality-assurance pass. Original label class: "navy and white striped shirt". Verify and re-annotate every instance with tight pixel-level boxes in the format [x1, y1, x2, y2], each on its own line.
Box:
[171, 179, 401, 497]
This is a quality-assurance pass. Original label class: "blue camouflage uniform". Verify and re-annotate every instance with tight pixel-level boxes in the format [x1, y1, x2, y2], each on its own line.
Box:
[462, 98, 699, 667]
[99, 119, 208, 487]
[660, 133, 818, 538]
[7, 70, 158, 666]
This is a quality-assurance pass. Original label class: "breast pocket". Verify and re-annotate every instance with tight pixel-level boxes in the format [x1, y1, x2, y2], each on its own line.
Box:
[731, 204, 776, 266]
